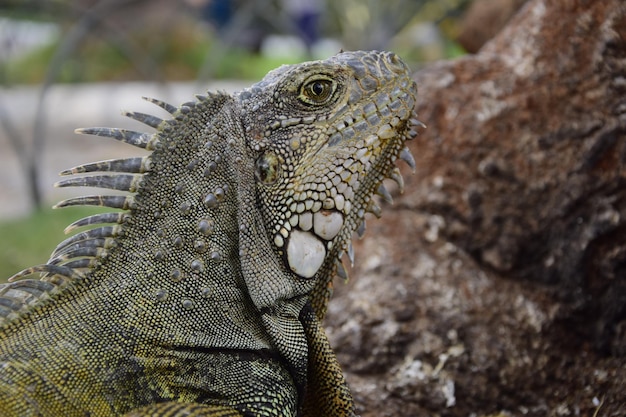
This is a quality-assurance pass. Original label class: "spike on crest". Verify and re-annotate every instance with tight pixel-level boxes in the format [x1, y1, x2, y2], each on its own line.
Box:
[347, 242, 355, 267]
[123, 111, 164, 129]
[51, 226, 120, 259]
[335, 260, 349, 281]
[376, 184, 393, 204]
[407, 117, 425, 139]
[65, 213, 128, 234]
[8, 264, 84, 283]
[142, 96, 177, 114]
[61, 258, 99, 270]
[390, 167, 404, 193]
[54, 195, 135, 210]
[409, 117, 426, 130]
[75, 127, 158, 150]
[55, 174, 143, 193]
[356, 221, 366, 238]
[399, 147, 416, 172]
[60, 157, 151, 176]
[49, 247, 107, 266]
[367, 200, 382, 218]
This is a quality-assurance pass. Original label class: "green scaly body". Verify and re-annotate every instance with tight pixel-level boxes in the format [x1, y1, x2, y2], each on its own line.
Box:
[0, 51, 418, 417]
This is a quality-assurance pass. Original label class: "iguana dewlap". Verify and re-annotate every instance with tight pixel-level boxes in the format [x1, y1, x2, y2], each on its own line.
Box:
[0, 50, 419, 417]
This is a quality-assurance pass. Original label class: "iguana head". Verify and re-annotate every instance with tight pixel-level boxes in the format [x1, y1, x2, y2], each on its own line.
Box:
[237, 50, 419, 317]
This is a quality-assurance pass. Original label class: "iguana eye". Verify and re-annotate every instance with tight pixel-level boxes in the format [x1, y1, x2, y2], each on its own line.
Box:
[255, 152, 281, 185]
[299, 77, 335, 105]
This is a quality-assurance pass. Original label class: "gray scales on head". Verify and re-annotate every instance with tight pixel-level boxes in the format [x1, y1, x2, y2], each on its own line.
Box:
[0, 50, 420, 417]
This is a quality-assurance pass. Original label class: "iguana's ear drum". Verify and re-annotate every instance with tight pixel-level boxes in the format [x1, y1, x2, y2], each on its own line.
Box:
[255, 152, 282, 185]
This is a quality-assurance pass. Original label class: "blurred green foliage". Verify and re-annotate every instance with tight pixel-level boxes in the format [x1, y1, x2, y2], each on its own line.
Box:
[3, 26, 304, 83]
[0, 0, 469, 84]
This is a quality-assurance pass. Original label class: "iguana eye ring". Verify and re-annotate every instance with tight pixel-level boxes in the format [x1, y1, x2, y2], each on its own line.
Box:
[299, 76, 336, 105]
[255, 152, 281, 185]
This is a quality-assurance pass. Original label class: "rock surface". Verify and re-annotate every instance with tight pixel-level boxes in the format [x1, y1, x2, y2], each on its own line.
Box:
[326, 0, 626, 415]
[456, 0, 527, 53]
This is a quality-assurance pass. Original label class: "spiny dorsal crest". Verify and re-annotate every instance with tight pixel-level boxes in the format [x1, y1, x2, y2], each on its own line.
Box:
[0, 92, 222, 325]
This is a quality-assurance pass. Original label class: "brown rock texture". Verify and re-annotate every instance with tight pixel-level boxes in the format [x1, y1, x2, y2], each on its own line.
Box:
[457, 0, 528, 53]
[326, 0, 626, 415]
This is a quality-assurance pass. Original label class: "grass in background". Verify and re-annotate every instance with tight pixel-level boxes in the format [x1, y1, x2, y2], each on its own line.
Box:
[0, 206, 111, 282]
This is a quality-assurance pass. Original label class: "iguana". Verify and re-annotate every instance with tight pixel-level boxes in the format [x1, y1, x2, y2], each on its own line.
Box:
[0, 50, 419, 417]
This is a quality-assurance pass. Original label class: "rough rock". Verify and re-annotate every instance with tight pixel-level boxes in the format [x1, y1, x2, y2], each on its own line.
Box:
[456, 0, 527, 53]
[326, 0, 626, 415]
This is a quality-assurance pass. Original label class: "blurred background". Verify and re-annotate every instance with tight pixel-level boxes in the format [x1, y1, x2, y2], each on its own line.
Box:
[0, 0, 525, 276]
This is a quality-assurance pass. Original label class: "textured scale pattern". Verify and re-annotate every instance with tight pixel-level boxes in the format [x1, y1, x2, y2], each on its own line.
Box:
[0, 50, 419, 417]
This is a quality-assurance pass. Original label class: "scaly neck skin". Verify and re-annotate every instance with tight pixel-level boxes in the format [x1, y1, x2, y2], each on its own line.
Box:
[236, 104, 317, 391]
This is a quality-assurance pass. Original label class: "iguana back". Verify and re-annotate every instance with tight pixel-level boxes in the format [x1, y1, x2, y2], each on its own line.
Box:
[0, 51, 418, 417]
